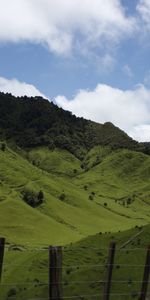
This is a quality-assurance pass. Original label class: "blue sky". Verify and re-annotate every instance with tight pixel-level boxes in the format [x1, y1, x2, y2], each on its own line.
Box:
[0, 0, 150, 141]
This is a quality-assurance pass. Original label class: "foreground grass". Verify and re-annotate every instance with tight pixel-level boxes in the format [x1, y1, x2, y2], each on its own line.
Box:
[1, 224, 150, 300]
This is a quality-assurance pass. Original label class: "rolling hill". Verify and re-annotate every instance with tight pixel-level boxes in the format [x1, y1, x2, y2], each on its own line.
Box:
[0, 144, 149, 245]
[0, 92, 150, 299]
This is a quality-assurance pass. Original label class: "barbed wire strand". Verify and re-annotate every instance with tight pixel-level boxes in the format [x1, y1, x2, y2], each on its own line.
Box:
[1, 245, 149, 251]
[0, 280, 150, 286]
[2, 263, 149, 268]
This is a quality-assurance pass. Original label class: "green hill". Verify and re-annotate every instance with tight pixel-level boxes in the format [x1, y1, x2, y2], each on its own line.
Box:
[0, 93, 149, 300]
[0, 145, 149, 246]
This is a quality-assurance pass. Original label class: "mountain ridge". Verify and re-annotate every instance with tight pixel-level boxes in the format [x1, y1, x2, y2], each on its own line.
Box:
[0, 92, 147, 158]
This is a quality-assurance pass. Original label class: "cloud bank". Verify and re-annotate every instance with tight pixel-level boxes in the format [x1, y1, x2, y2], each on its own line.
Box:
[0, 77, 45, 98]
[0, 0, 135, 55]
[56, 84, 150, 142]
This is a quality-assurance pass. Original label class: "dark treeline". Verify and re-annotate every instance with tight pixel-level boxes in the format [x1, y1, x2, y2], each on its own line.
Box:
[0, 92, 148, 158]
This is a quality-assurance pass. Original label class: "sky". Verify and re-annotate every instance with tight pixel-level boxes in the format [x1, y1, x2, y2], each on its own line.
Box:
[0, 0, 150, 142]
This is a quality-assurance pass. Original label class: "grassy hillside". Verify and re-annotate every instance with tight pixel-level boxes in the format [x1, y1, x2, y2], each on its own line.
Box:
[0, 145, 149, 247]
[27, 147, 82, 176]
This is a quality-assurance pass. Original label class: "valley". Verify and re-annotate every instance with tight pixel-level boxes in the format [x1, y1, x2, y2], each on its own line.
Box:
[0, 93, 150, 299]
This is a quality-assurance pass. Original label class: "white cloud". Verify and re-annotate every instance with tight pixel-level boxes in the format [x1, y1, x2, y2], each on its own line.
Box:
[55, 84, 150, 142]
[129, 125, 150, 142]
[137, 0, 150, 24]
[0, 77, 46, 98]
[0, 0, 135, 55]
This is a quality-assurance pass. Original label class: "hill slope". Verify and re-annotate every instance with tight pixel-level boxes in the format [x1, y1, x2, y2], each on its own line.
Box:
[0, 145, 149, 246]
[0, 92, 145, 158]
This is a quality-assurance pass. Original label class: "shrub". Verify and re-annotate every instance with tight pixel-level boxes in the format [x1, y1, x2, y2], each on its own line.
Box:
[104, 202, 107, 207]
[84, 185, 88, 190]
[127, 197, 133, 205]
[59, 193, 66, 201]
[7, 289, 17, 297]
[89, 195, 93, 200]
[22, 189, 44, 208]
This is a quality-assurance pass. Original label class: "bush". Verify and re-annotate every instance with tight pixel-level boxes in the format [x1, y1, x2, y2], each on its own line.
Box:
[59, 193, 66, 201]
[22, 189, 44, 208]
[89, 195, 93, 200]
[127, 197, 132, 205]
[7, 288, 17, 297]
[84, 185, 88, 190]
[104, 202, 107, 207]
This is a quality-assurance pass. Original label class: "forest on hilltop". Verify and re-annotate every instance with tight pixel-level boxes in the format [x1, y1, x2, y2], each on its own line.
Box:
[0, 92, 148, 158]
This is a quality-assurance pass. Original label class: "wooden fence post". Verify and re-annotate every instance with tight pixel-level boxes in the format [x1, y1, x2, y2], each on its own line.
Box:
[139, 245, 150, 300]
[49, 246, 63, 300]
[0, 238, 5, 282]
[103, 242, 116, 300]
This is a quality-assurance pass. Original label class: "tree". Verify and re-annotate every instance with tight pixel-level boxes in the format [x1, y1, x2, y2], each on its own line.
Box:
[22, 189, 44, 208]
[22, 190, 37, 207]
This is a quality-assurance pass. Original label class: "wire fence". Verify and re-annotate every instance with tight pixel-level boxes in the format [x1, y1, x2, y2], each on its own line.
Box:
[0, 238, 150, 300]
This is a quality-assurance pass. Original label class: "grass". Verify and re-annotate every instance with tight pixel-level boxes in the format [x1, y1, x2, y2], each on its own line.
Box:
[0, 146, 149, 244]
[28, 147, 82, 176]
[0, 145, 150, 299]
[1, 224, 150, 300]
